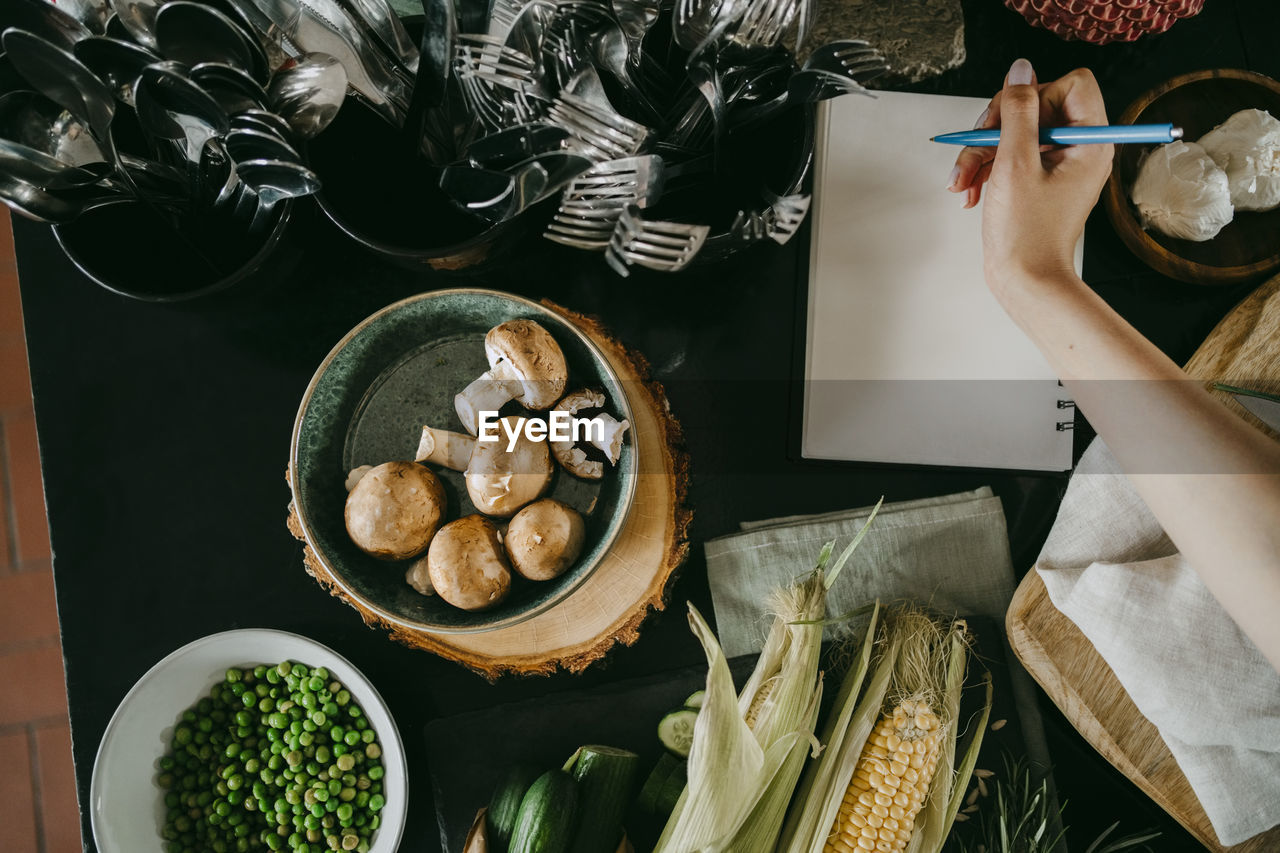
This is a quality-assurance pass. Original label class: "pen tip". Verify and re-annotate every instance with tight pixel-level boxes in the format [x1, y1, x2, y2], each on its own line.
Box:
[1171, 126, 1184, 140]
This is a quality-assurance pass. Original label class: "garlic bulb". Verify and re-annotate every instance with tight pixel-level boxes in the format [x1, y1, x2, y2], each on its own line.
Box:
[1197, 108, 1280, 212]
[1130, 141, 1234, 242]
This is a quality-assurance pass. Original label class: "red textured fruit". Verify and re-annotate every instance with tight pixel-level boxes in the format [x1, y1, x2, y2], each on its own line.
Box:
[1004, 0, 1204, 44]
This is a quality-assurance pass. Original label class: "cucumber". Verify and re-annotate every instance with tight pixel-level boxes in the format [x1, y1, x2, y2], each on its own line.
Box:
[509, 770, 579, 853]
[637, 753, 684, 815]
[566, 746, 639, 853]
[654, 760, 687, 816]
[683, 690, 706, 710]
[487, 765, 540, 853]
[657, 708, 698, 758]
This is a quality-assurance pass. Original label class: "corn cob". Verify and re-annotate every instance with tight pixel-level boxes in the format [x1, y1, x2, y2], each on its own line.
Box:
[824, 697, 942, 853]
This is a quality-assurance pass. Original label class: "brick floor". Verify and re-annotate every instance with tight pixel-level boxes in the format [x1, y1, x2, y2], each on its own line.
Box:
[0, 208, 81, 852]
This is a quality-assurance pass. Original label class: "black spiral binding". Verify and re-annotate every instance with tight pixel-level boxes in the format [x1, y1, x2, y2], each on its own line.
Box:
[1056, 393, 1076, 432]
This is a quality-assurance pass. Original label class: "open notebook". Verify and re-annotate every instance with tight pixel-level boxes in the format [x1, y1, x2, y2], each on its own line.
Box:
[802, 91, 1079, 472]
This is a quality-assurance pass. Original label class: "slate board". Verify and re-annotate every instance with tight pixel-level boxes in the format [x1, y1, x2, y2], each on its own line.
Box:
[425, 616, 1030, 853]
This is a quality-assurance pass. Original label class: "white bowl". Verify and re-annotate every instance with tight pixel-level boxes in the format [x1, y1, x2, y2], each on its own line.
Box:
[91, 629, 407, 853]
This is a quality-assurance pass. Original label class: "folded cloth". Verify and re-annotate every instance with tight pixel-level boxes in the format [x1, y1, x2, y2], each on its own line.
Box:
[1037, 439, 1280, 846]
[706, 487, 1017, 658]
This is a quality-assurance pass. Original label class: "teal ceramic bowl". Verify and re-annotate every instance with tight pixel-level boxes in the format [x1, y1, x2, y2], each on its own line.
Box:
[290, 289, 637, 634]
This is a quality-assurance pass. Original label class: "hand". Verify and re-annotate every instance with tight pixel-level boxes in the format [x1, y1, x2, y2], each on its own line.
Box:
[947, 60, 1114, 298]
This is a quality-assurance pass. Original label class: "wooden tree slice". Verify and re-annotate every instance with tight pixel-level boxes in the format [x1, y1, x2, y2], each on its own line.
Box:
[288, 301, 691, 679]
[1007, 273, 1280, 851]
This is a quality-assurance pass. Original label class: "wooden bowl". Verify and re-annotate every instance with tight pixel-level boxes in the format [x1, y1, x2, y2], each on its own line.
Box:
[1103, 69, 1280, 285]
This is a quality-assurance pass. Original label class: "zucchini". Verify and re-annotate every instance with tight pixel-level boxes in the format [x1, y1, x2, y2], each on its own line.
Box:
[567, 745, 639, 853]
[637, 753, 685, 816]
[657, 708, 698, 758]
[487, 765, 540, 853]
[509, 770, 579, 853]
[683, 690, 705, 710]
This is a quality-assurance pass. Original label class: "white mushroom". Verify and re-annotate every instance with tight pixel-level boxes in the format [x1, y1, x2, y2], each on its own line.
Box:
[416, 418, 553, 517]
[415, 426, 476, 470]
[427, 515, 512, 611]
[505, 499, 586, 581]
[404, 555, 436, 596]
[344, 465, 373, 491]
[549, 389, 630, 478]
[465, 416, 553, 517]
[454, 320, 568, 435]
[343, 461, 447, 561]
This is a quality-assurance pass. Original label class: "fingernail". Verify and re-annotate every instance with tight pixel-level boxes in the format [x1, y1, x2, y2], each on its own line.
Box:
[946, 165, 960, 189]
[1007, 58, 1034, 86]
[973, 107, 990, 129]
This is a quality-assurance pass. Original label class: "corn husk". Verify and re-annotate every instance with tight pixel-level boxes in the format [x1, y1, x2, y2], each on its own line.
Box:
[654, 503, 882, 853]
[779, 606, 993, 853]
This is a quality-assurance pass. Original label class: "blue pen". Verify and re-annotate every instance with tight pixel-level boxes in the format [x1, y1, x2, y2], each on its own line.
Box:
[931, 123, 1183, 146]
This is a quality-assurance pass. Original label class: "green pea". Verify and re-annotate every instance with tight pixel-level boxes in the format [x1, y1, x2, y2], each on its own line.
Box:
[366, 767, 382, 782]
[342, 732, 360, 747]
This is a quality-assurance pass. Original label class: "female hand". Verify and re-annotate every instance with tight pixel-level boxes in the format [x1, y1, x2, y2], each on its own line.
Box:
[947, 60, 1114, 299]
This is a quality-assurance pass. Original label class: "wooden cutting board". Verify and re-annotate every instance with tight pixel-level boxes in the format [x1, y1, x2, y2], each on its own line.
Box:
[1006, 274, 1280, 852]
[288, 301, 692, 680]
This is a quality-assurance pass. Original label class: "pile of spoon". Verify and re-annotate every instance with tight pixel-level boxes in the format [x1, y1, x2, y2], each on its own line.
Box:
[0, 0, 353, 230]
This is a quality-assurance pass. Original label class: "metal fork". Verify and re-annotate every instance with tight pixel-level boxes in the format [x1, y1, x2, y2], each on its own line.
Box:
[548, 91, 650, 161]
[731, 192, 810, 244]
[605, 205, 709, 275]
[732, 0, 799, 47]
[545, 200, 618, 249]
[561, 154, 665, 205]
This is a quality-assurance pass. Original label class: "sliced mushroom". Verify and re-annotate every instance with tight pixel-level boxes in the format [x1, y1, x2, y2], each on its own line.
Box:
[344, 461, 447, 561]
[404, 555, 436, 596]
[505, 499, 586, 581]
[549, 389, 631, 478]
[427, 515, 512, 611]
[454, 320, 568, 435]
[414, 418, 553, 517]
[415, 426, 476, 470]
[466, 416, 553, 517]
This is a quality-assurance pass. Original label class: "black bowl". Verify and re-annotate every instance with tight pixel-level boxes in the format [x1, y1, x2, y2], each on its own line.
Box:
[53, 197, 298, 302]
[306, 99, 528, 272]
[651, 101, 817, 264]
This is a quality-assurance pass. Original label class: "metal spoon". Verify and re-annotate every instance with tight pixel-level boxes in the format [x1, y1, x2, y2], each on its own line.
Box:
[0, 90, 106, 168]
[73, 36, 159, 108]
[153, 2, 269, 83]
[0, 136, 110, 190]
[106, 0, 161, 49]
[230, 109, 295, 142]
[133, 63, 229, 166]
[234, 157, 319, 233]
[2, 29, 114, 140]
[50, 0, 112, 35]
[0, 169, 85, 222]
[266, 52, 347, 140]
[1, 0, 94, 51]
[225, 127, 299, 165]
[191, 62, 269, 115]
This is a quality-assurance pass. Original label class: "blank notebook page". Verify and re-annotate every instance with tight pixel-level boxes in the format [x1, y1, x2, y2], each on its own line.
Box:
[803, 90, 1077, 471]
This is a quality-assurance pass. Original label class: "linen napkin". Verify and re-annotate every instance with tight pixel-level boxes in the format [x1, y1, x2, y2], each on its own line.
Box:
[1037, 439, 1280, 846]
[704, 487, 1054, 779]
[707, 487, 1017, 658]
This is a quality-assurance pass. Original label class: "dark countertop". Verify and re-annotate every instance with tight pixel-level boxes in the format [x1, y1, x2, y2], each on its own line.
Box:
[14, 1, 1279, 850]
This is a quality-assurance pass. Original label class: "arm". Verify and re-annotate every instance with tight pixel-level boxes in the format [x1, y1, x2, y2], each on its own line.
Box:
[950, 60, 1280, 673]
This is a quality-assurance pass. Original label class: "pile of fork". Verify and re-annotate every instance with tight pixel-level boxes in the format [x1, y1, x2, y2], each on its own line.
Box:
[440, 0, 888, 274]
